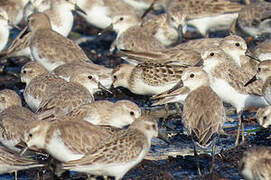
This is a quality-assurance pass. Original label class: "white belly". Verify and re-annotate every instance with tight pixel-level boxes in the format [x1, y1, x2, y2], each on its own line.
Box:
[188, 13, 238, 36]
[46, 130, 84, 162]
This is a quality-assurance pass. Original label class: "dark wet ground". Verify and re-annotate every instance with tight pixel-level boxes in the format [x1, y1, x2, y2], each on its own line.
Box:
[1, 5, 271, 179]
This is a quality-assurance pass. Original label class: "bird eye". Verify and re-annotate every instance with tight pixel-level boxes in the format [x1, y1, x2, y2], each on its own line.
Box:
[113, 75, 117, 80]
[190, 74, 194, 78]
[23, 70, 26, 74]
[210, 52, 214, 56]
[152, 124, 156, 129]
[263, 116, 267, 120]
[88, 75, 93, 80]
[130, 111, 134, 116]
[120, 17, 124, 21]
[29, 133, 33, 138]
[258, 68, 261, 72]
[235, 43, 240, 47]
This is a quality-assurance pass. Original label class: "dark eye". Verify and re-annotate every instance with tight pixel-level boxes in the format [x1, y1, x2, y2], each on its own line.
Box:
[152, 124, 156, 129]
[235, 43, 240, 47]
[88, 75, 92, 80]
[113, 75, 117, 80]
[23, 70, 26, 74]
[190, 74, 194, 78]
[120, 17, 124, 21]
[29, 133, 32, 138]
[263, 116, 267, 120]
[258, 68, 261, 72]
[130, 111, 134, 116]
[210, 52, 214, 56]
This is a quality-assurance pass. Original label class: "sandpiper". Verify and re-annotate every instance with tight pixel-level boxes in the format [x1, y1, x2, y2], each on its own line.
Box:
[112, 62, 186, 95]
[167, 0, 243, 37]
[0, 89, 38, 151]
[21, 61, 66, 112]
[181, 67, 225, 174]
[61, 115, 158, 180]
[63, 100, 141, 128]
[6, 13, 92, 72]
[233, 1, 271, 38]
[201, 47, 267, 146]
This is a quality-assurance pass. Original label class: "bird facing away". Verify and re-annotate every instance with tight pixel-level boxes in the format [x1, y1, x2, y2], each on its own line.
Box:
[181, 67, 225, 175]
[182, 67, 225, 148]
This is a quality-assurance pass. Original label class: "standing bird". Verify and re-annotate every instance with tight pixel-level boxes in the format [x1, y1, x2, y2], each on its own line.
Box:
[181, 67, 225, 175]
[4, 13, 92, 71]
[61, 115, 158, 180]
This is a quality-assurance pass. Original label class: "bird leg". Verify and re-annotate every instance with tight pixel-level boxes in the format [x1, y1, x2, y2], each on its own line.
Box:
[210, 144, 216, 174]
[235, 111, 243, 146]
[193, 143, 202, 176]
[162, 103, 169, 124]
[241, 122, 245, 144]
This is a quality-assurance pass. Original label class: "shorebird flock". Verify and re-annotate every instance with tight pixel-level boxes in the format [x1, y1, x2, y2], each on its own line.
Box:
[0, 0, 271, 179]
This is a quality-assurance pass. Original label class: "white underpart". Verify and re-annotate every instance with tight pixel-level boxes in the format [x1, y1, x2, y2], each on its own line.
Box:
[240, 165, 253, 180]
[14, 11, 24, 25]
[264, 87, 271, 105]
[46, 130, 84, 162]
[0, 22, 9, 52]
[68, 147, 147, 179]
[109, 114, 134, 128]
[31, 47, 64, 72]
[122, 0, 149, 10]
[78, 5, 111, 29]
[239, 20, 271, 38]
[50, 6, 74, 37]
[154, 27, 178, 47]
[0, 138, 20, 152]
[187, 13, 238, 36]
[208, 77, 267, 112]
[12, 47, 33, 60]
[131, 81, 178, 95]
[83, 114, 101, 125]
[258, 53, 271, 61]
[23, 91, 41, 112]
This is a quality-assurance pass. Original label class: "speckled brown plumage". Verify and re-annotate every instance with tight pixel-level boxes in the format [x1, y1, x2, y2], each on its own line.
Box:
[37, 82, 94, 119]
[120, 46, 201, 66]
[0, 145, 44, 174]
[168, 0, 243, 19]
[44, 120, 119, 154]
[63, 129, 147, 165]
[130, 62, 185, 86]
[238, 2, 271, 27]
[183, 86, 225, 147]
